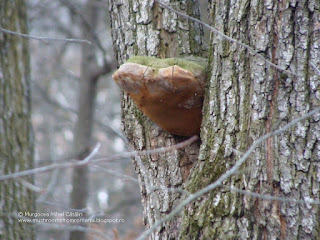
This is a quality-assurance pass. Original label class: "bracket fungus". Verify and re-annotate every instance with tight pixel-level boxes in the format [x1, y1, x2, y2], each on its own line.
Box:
[112, 56, 208, 136]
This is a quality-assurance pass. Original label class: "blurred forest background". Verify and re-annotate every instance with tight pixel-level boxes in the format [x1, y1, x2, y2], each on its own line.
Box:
[0, 0, 211, 239]
[28, 0, 143, 239]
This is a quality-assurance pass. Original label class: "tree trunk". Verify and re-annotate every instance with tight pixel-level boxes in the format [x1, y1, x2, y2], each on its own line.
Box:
[180, 0, 320, 239]
[0, 1, 35, 239]
[109, 0, 205, 239]
[109, 0, 320, 239]
[69, 1, 102, 240]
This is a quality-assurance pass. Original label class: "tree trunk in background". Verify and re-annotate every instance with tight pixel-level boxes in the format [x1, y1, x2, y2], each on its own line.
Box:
[180, 0, 320, 239]
[110, 0, 320, 239]
[70, 1, 100, 240]
[109, 0, 205, 239]
[0, 1, 35, 239]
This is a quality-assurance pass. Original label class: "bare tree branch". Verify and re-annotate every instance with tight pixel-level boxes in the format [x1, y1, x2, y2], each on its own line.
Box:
[91, 165, 139, 183]
[18, 179, 45, 193]
[222, 185, 320, 205]
[310, 62, 320, 76]
[91, 135, 199, 164]
[0, 26, 93, 45]
[58, 0, 107, 59]
[0, 136, 198, 182]
[0, 143, 101, 181]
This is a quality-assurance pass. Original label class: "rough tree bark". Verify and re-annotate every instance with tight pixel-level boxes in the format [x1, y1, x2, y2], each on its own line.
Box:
[109, 0, 205, 239]
[0, 0, 35, 239]
[109, 0, 320, 239]
[181, 0, 320, 239]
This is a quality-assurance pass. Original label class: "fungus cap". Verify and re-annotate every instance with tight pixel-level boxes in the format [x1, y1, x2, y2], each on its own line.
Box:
[112, 56, 207, 136]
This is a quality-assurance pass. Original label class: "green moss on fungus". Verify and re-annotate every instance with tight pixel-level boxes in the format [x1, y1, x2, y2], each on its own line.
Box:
[126, 56, 208, 76]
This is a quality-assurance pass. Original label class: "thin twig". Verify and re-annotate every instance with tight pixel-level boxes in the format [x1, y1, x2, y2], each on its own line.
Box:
[58, 0, 108, 62]
[223, 185, 320, 205]
[310, 62, 320, 76]
[137, 107, 320, 240]
[18, 179, 44, 193]
[0, 143, 101, 181]
[0, 27, 93, 45]
[91, 135, 199, 165]
[155, 0, 296, 76]
[150, 187, 190, 196]
[91, 165, 139, 183]
[0, 136, 198, 182]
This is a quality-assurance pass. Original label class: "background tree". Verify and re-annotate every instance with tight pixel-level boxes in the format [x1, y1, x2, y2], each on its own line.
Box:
[0, 0, 35, 239]
[68, 0, 112, 239]
[24, 0, 143, 238]
[109, 0, 320, 239]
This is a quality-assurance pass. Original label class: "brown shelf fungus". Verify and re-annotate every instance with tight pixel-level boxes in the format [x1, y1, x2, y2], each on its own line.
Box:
[112, 56, 208, 136]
